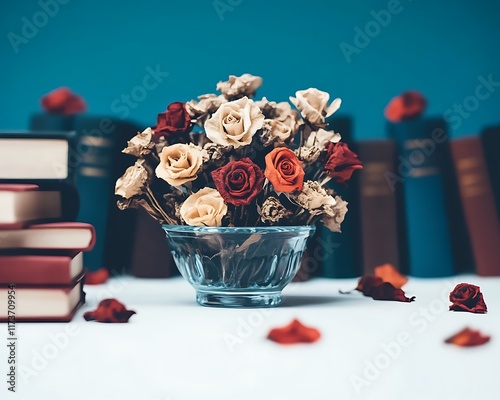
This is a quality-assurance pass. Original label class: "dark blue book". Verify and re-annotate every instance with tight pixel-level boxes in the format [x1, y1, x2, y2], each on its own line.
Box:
[30, 113, 74, 132]
[387, 118, 455, 277]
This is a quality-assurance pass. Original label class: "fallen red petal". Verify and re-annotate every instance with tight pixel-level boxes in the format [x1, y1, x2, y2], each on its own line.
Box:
[353, 276, 415, 303]
[374, 263, 408, 289]
[84, 298, 136, 323]
[444, 327, 490, 347]
[355, 276, 384, 292]
[85, 269, 110, 285]
[267, 319, 321, 345]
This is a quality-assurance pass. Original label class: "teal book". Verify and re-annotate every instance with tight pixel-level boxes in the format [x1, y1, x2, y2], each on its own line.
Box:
[387, 118, 454, 277]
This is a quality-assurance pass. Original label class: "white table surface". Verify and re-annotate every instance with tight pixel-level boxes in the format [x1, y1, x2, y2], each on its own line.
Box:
[2, 275, 499, 400]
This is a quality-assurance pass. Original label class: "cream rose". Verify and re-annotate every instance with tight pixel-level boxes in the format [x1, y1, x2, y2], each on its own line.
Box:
[323, 196, 348, 232]
[305, 128, 341, 148]
[290, 88, 341, 125]
[180, 187, 228, 227]
[204, 96, 264, 148]
[216, 73, 263, 99]
[122, 127, 155, 157]
[290, 181, 336, 215]
[115, 159, 149, 199]
[155, 143, 203, 186]
[259, 119, 292, 146]
[186, 94, 226, 124]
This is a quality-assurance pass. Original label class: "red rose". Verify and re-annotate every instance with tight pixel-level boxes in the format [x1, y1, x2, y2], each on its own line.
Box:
[83, 299, 136, 323]
[449, 283, 487, 313]
[153, 102, 191, 138]
[264, 147, 305, 193]
[384, 91, 427, 123]
[324, 142, 363, 184]
[41, 87, 87, 115]
[211, 158, 264, 206]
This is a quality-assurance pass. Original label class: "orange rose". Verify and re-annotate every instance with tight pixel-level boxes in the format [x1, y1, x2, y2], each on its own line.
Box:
[264, 148, 304, 192]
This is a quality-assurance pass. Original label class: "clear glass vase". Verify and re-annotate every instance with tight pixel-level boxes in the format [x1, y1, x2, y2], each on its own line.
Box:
[162, 225, 315, 307]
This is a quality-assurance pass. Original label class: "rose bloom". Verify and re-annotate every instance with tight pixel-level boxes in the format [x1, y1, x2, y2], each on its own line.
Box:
[212, 158, 264, 206]
[155, 144, 203, 186]
[449, 283, 487, 313]
[115, 159, 149, 199]
[216, 73, 263, 99]
[154, 102, 191, 138]
[290, 88, 341, 126]
[185, 94, 226, 124]
[291, 181, 336, 215]
[204, 96, 264, 148]
[322, 196, 348, 233]
[384, 91, 427, 123]
[265, 148, 305, 193]
[324, 142, 363, 184]
[180, 187, 228, 227]
[122, 127, 155, 157]
[259, 119, 293, 146]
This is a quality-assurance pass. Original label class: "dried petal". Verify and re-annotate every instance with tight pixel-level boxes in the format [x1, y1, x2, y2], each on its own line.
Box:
[374, 263, 408, 289]
[353, 276, 415, 302]
[85, 269, 109, 285]
[84, 299, 136, 323]
[444, 327, 490, 347]
[267, 319, 321, 345]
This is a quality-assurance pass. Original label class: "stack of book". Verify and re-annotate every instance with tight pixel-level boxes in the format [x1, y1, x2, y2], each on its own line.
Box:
[0, 131, 96, 322]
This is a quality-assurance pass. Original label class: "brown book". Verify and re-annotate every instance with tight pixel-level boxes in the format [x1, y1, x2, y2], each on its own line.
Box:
[0, 274, 85, 322]
[357, 140, 402, 274]
[451, 136, 500, 276]
[129, 209, 177, 278]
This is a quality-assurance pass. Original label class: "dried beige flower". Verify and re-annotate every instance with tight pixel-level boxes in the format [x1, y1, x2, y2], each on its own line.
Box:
[185, 94, 226, 125]
[260, 196, 292, 224]
[122, 127, 155, 157]
[290, 181, 336, 215]
[295, 146, 322, 163]
[155, 143, 203, 186]
[217, 73, 263, 99]
[180, 187, 228, 227]
[305, 128, 341, 148]
[259, 119, 292, 146]
[322, 196, 348, 232]
[115, 159, 149, 199]
[290, 88, 341, 126]
[204, 97, 264, 148]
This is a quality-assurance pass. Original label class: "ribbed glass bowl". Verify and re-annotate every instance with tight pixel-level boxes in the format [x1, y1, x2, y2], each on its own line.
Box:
[162, 225, 315, 307]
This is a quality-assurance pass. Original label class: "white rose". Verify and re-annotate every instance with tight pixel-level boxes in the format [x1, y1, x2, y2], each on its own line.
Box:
[290, 88, 341, 125]
[217, 73, 263, 99]
[323, 196, 348, 232]
[305, 128, 341, 148]
[204, 96, 264, 148]
[180, 187, 228, 227]
[259, 119, 292, 146]
[185, 94, 226, 122]
[290, 181, 336, 214]
[255, 98, 301, 135]
[122, 127, 155, 157]
[115, 159, 149, 199]
[155, 143, 203, 186]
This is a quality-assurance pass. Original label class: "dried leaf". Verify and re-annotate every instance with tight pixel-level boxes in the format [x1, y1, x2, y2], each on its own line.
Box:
[445, 327, 490, 347]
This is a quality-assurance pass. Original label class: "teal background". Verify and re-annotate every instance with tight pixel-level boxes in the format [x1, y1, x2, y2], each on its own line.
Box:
[1, 0, 499, 139]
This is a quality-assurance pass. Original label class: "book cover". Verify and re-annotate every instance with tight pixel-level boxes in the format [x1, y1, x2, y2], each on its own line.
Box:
[0, 222, 95, 253]
[0, 131, 78, 182]
[387, 118, 454, 277]
[0, 183, 79, 229]
[0, 252, 83, 285]
[451, 136, 500, 276]
[356, 140, 403, 275]
[0, 274, 85, 322]
[481, 125, 500, 217]
[30, 113, 74, 132]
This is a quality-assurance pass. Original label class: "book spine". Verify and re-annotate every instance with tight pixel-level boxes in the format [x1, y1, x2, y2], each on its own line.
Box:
[0, 257, 71, 285]
[317, 116, 362, 278]
[357, 140, 401, 275]
[387, 118, 454, 277]
[481, 126, 500, 218]
[29, 113, 74, 132]
[451, 137, 500, 276]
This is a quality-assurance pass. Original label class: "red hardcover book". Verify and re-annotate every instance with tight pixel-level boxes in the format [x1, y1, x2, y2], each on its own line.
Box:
[0, 252, 83, 285]
[0, 222, 96, 253]
[0, 183, 78, 229]
[0, 274, 85, 322]
[451, 136, 500, 276]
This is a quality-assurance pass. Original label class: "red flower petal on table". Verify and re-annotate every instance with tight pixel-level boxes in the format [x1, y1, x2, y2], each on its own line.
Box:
[83, 299, 136, 323]
[374, 263, 408, 289]
[384, 91, 427, 123]
[449, 283, 487, 313]
[352, 275, 415, 302]
[324, 142, 363, 185]
[355, 276, 384, 292]
[85, 269, 109, 285]
[267, 319, 321, 344]
[444, 327, 490, 347]
[41, 87, 87, 115]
